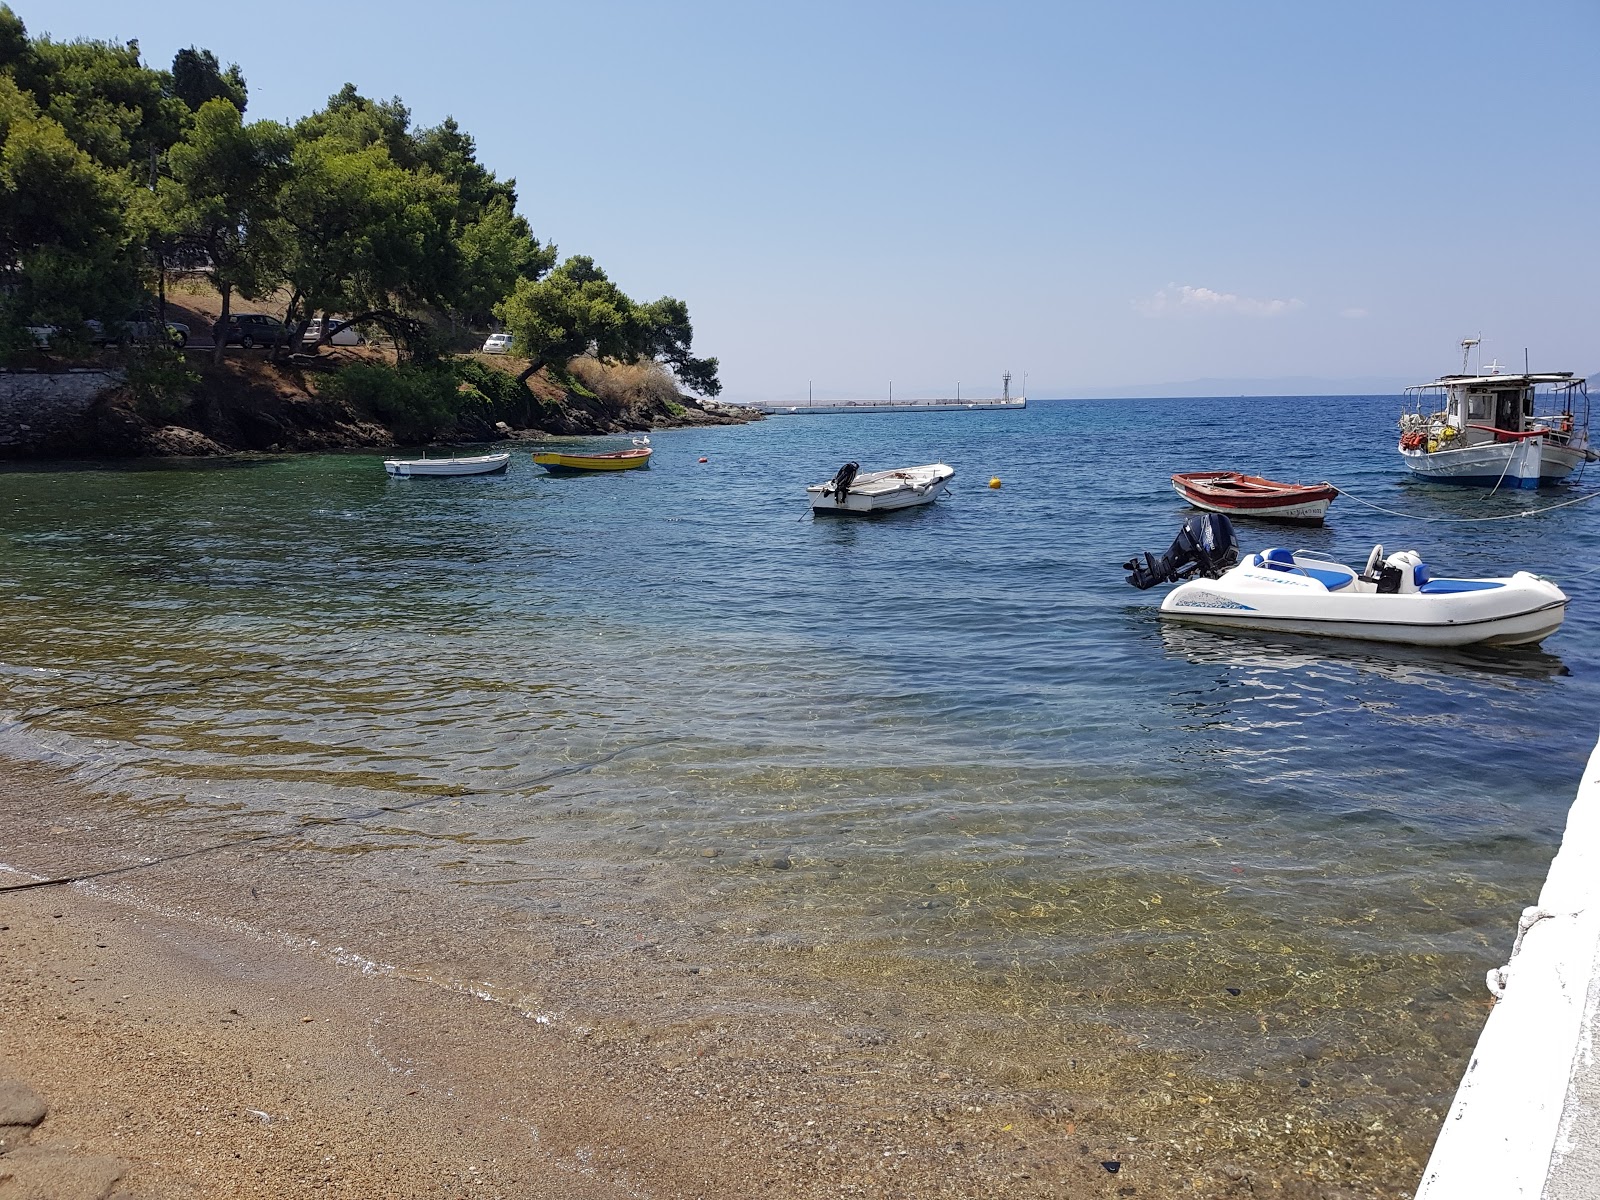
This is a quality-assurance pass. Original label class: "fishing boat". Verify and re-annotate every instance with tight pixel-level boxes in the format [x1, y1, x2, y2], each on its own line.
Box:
[532, 446, 652, 473]
[1124, 513, 1567, 647]
[1171, 470, 1337, 524]
[383, 452, 511, 477]
[806, 462, 954, 514]
[1397, 339, 1594, 487]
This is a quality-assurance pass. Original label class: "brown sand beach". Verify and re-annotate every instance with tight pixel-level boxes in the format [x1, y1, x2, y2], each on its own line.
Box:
[0, 754, 1439, 1200]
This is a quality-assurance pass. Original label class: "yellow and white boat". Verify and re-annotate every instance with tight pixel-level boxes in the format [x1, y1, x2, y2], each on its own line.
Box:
[532, 446, 652, 473]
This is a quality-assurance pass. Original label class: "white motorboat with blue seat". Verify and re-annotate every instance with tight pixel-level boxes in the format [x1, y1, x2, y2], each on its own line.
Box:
[1124, 514, 1568, 647]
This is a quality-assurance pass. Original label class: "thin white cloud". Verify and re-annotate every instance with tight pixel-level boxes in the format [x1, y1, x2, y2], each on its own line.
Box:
[1135, 283, 1305, 318]
[1339, 307, 1369, 319]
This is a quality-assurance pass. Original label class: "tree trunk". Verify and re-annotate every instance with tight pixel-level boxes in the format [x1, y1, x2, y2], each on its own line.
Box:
[212, 283, 233, 366]
[273, 290, 304, 362]
[155, 246, 167, 322]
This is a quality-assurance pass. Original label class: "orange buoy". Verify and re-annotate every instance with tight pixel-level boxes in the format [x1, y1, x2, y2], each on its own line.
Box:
[698, 456, 708, 463]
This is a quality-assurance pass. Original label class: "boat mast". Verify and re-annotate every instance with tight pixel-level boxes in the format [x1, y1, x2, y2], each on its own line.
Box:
[1460, 336, 1480, 375]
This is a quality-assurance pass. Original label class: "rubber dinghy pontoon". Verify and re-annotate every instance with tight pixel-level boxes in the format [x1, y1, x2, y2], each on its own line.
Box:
[1124, 514, 1567, 647]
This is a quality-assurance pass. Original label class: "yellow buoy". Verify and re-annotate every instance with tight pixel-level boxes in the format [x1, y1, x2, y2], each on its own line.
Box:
[988, 477, 1002, 489]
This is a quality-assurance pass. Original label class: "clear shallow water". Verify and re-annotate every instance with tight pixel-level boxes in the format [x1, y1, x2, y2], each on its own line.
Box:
[3, 395, 1597, 1182]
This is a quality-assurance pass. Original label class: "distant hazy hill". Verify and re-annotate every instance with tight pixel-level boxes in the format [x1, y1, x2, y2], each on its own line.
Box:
[1055, 376, 1414, 399]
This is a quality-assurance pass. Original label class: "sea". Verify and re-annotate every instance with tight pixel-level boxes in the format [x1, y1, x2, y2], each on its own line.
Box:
[3, 392, 1597, 1191]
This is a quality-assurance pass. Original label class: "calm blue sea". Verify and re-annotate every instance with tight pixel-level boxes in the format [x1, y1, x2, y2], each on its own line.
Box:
[2, 392, 1596, 1178]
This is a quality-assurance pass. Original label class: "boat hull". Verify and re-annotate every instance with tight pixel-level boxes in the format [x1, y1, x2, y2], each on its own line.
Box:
[533, 448, 652, 473]
[1171, 473, 1336, 524]
[1160, 564, 1568, 647]
[384, 453, 511, 477]
[1398, 439, 1586, 487]
[806, 464, 954, 514]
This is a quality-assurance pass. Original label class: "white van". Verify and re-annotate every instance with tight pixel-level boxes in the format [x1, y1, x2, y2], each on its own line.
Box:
[302, 318, 363, 346]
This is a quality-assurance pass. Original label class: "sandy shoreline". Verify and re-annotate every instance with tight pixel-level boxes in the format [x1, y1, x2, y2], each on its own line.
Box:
[0, 753, 1437, 1199]
[0, 764, 1134, 1200]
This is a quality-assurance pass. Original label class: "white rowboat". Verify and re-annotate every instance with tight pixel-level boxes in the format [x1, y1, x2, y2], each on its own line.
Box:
[384, 453, 512, 477]
[806, 462, 954, 514]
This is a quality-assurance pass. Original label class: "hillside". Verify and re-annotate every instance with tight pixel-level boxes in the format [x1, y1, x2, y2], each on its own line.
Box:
[0, 283, 756, 459]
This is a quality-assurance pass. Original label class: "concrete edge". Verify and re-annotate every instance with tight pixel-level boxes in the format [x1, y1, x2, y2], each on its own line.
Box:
[1415, 727, 1600, 1198]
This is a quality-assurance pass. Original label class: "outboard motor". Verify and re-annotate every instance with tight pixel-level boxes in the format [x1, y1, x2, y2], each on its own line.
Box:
[1124, 513, 1239, 590]
[821, 461, 859, 500]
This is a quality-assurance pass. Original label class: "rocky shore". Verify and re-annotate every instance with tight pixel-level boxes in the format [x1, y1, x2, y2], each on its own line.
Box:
[0, 354, 759, 461]
[0, 287, 759, 461]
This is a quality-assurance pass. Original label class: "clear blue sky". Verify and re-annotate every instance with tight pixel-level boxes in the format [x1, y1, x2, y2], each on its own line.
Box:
[25, 0, 1600, 399]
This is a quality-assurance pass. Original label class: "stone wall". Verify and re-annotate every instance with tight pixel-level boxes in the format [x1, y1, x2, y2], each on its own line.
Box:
[0, 368, 124, 454]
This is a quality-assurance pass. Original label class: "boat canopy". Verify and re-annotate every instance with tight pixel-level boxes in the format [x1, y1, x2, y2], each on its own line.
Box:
[1406, 372, 1579, 394]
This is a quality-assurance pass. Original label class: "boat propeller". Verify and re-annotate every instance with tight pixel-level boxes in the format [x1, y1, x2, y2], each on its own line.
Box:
[1124, 513, 1240, 590]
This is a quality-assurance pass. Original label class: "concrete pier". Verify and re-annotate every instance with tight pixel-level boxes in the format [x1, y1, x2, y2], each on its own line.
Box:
[1415, 730, 1600, 1198]
[743, 396, 1027, 415]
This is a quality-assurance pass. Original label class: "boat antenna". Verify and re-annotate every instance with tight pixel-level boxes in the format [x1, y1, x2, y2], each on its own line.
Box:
[1460, 336, 1480, 374]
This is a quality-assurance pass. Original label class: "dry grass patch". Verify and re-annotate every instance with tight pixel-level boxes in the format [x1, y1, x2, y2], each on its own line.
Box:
[569, 356, 683, 411]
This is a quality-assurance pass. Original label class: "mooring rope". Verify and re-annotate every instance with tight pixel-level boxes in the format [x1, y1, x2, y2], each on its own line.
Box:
[0, 736, 681, 893]
[1333, 485, 1600, 523]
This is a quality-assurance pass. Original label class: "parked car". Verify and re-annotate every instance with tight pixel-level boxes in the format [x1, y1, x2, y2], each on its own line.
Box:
[302, 317, 364, 346]
[87, 316, 189, 348]
[481, 332, 513, 354]
[29, 315, 188, 349]
[220, 313, 291, 348]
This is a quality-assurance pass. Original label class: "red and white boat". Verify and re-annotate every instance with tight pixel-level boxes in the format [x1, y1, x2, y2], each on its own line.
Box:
[1171, 471, 1337, 525]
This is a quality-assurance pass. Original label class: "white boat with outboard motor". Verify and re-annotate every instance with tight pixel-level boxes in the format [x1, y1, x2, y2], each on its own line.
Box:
[383, 452, 512, 477]
[1397, 339, 1594, 487]
[1124, 513, 1567, 647]
[807, 461, 954, 514]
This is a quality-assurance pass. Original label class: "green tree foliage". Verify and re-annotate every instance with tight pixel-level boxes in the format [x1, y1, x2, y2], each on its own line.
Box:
[272, 135, 435, 348]
[170, 47, 246, 114]
[632, 296, 722, 397]
[0, 7, 25, 70]
[496, 258, 721, 397]
[0, 10, 719, 412]
[0, 75, 136, 329]
[0, 7, 193, 334]
[161, 98, 292, 362]
[8, 28, 183, 173]
[495, 256, 634, 385]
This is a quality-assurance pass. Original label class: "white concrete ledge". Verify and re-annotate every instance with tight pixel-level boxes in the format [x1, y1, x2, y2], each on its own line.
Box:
[1416, 728, 1600, 1199]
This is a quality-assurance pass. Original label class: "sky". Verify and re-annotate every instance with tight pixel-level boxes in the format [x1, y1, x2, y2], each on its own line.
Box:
[23, 0, 1600, 400]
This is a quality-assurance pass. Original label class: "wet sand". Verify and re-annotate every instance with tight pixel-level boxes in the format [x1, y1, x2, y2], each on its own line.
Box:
[0, 760, 1419, 1198]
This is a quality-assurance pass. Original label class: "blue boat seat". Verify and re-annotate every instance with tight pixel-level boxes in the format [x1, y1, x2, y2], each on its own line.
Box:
[1301, 566, 1355, 591]
[1419, 578, 1506, 594]
[1251, 549, 1354, 592]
